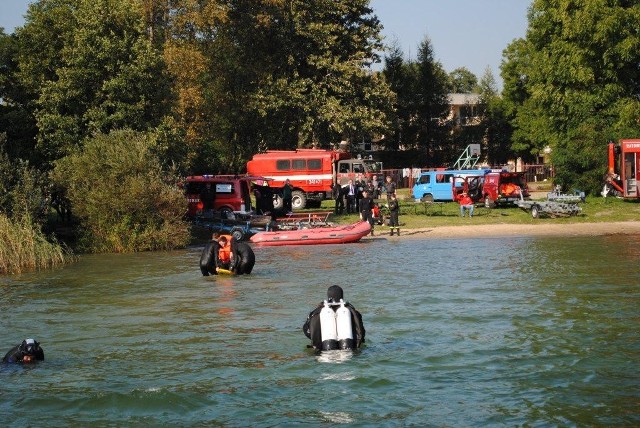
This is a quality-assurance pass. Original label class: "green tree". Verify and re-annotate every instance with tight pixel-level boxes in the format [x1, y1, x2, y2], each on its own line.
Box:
[449, 67, 477, 93]
[17, 0, 172, 167]
[0, 30, 38, 163]
[501, 0, 640, 193]
[476, 66, 512, 166]
[382, 41, 413, 152]
[51, 129, 189, 253]
[414, 36, 452, 165]
[0, 141, 48, 223]
[244, 0, 393, 150]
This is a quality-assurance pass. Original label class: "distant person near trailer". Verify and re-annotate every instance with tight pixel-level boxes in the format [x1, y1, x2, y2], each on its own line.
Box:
[385, 176, 396, 201]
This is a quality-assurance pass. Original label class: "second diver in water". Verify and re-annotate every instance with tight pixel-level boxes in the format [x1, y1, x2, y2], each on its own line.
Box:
[302, 285, 365, 351]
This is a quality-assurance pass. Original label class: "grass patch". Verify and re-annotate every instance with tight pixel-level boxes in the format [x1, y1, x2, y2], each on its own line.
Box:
[0, 213, 74, 275]
[307, 190, 640, 228]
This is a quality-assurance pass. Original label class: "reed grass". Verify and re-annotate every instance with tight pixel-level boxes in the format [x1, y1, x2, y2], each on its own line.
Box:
[0, 213, 74, 275]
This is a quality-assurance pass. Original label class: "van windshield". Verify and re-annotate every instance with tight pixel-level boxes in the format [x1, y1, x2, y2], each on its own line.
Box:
[364, 160, 382, 173]
[185, 181, 236, 194]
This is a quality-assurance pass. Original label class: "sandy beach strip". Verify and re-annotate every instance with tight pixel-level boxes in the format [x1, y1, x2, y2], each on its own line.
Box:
[367, 221, 640, 240]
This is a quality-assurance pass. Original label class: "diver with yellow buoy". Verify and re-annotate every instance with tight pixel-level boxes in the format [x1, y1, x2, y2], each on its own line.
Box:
[200, 233, 255, 275]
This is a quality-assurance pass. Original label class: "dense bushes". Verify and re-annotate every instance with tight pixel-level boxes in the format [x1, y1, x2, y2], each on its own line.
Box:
[51, 129, 190, 253]
[0, 140, 74, 274]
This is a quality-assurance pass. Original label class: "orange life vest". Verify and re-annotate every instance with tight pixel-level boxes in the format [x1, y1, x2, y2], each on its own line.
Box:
[218, 234, 233, 263]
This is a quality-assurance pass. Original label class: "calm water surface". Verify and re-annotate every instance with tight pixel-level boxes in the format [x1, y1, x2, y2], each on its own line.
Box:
[1, 234, 639, 426]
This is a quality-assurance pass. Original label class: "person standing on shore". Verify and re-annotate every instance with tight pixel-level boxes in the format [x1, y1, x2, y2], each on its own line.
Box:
[385, 176, 396, 201]
[333, 181, 344, 215]
[388, 193, 400, 236]
[359, 190, 375, 235]
[345, 180, 356, 214]
[282, 179, 293, 214]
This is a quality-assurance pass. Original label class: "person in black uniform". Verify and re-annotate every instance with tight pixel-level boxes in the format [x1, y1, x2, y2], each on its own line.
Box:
[388, 192, 400, 236]
[200, 183, 216, 214]
[333, 181, 344, 215]
[2, 338, 45, 363]
[385, 175, 396, 201]
[303, 285, 365, 351]
[359, 189, 375, 235]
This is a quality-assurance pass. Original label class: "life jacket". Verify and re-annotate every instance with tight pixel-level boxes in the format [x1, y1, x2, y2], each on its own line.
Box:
[218, 240, 232, 263]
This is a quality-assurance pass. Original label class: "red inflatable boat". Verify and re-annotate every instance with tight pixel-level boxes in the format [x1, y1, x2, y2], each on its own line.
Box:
[249, 221, 371, 246]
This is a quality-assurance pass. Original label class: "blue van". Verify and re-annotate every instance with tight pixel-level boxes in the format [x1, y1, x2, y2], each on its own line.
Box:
[412, 169, 490, 202]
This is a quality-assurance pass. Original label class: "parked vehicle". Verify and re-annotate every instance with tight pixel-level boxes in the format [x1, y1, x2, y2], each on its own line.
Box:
[603, 139, 640, 199]
[246, 149, 382, 209]
[182, 175, 257, 218]
[481, 171, 530, 208]
[451, 173, 486, 202]
[194, 212, 274, 241]
[412, 169, 490, 202]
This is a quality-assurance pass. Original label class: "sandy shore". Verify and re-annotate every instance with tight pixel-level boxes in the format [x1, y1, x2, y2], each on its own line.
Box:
[366, 221, 640, 240]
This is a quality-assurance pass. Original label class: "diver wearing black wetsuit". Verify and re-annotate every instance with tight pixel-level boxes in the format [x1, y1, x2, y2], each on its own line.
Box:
[303, 285, 365, 351]
[2, 338, 45, 363]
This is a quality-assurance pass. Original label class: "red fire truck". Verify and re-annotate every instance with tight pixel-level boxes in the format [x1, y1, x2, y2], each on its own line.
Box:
[603, 139, 640, 199]
[246, 149, 382, 209]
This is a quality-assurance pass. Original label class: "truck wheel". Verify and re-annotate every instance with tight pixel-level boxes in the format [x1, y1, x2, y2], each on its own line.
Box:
[531, 204, 540, 218]
[422, 194, 434, 203]
[272, 194, 283, 210]
[292, 191, 306, 209]
[231, 228, 245, 241]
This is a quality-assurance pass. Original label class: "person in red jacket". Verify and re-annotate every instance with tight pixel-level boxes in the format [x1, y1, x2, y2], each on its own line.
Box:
[458, 192, 474, 217]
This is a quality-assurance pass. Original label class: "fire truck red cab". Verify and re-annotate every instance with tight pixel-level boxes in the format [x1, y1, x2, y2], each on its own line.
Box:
[246, 149, 382, 209]
[604, 139, 640, 199]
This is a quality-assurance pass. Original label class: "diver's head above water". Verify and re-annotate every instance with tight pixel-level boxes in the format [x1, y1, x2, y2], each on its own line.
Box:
[327, 285, 343, 303]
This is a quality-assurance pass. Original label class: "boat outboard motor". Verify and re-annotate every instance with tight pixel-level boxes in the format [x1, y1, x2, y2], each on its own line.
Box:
[199, 241, 221, 276]
[319, 300, 339, 350]
[336, 300, 354, 350]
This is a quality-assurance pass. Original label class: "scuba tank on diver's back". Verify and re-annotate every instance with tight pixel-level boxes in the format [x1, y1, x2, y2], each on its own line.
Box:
[336, 300, 354, 350]
[319, 299, 355, 351]
[303, 285, 365, 352]
[320, 300, 338, 350]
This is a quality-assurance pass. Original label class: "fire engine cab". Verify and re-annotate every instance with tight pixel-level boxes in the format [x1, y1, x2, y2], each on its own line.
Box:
[246, 149, 382, 209]
[604, 139, 640, 199]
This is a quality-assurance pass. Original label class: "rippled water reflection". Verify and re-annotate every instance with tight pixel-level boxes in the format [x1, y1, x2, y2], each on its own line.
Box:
[1, 234, 639, 426]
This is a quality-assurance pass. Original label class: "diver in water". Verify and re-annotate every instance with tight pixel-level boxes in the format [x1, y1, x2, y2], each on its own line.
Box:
[303, 285, 365, 351]
[2, 338, 45, 363]
[200, 233, 255, 275]
[230, 241, 255, 275]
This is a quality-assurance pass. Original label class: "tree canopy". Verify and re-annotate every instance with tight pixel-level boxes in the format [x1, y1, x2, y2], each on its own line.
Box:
[501, 0, 640, 193]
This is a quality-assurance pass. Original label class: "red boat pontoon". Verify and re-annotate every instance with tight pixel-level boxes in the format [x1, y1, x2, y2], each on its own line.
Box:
[249, 221, 371, 246]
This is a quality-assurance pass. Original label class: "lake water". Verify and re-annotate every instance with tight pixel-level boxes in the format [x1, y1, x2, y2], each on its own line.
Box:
[1, 234, 639, 426]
